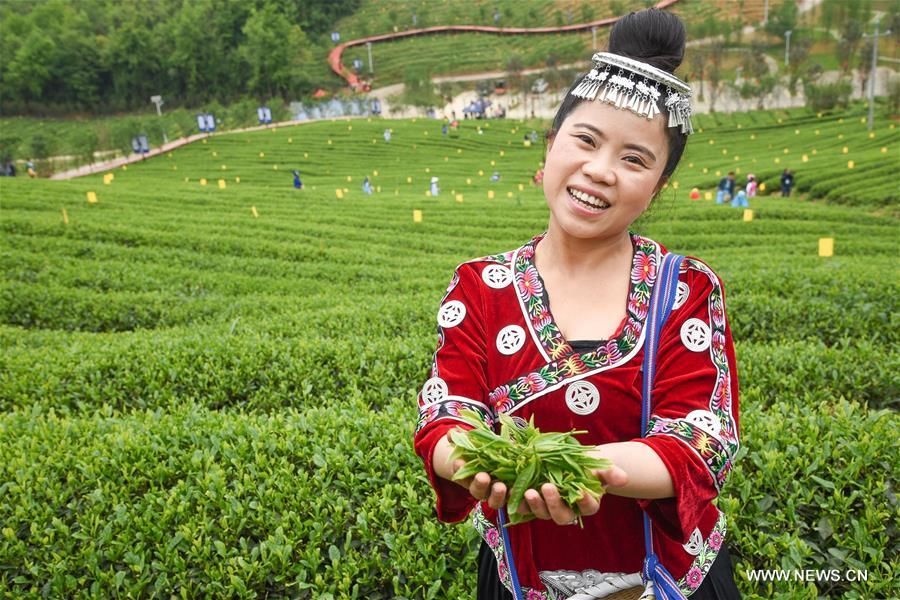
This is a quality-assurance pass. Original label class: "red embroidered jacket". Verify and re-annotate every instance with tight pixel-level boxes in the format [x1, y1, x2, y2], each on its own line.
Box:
[414, 233, 740, 597]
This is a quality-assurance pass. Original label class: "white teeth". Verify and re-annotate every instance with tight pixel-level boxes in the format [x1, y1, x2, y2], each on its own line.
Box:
[568, 188, 610, 209]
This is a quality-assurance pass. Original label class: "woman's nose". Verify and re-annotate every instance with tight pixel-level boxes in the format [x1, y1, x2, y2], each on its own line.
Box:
[581, 152, 616, 185]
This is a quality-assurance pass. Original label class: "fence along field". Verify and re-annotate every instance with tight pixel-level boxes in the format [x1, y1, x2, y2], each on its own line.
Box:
[0, 109, 897, 598]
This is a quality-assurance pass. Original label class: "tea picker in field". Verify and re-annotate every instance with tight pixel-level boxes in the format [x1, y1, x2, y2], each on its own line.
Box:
[715, 172, 735, 205]
[292, 170, 303, 190]
[362, 176, 373, 195]
[730, 189, 748, 209]
[431, 176, 440, 197]
[415, 9, 741, 600]
[780, 169, 794, 197]
[745, 174, 757, 199]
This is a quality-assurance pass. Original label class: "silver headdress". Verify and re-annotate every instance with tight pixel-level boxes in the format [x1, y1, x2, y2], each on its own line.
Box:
[570, 52, 694, 135]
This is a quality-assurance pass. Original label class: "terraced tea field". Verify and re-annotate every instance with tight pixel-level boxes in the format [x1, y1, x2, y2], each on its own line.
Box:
[1, 112, 897, 598]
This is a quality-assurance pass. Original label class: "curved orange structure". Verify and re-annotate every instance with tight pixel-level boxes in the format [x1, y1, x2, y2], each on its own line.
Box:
[328, 0, 682, 91]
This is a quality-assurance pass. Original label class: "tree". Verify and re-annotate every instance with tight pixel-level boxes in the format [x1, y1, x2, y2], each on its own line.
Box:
[400, 64, 439, 110]
[738, 43, 777, 110]
[29, 134, 54, 161]
[73, 129, 99, 166]
[786, 38, 812, 97]
[687, 48, 705, 102]
[836, 19, 864, 74]
[706, 41, 725, 112]
[764, 1, 798, 41]
[505, 55, 525, 112]
[4, 30, 55, 106]
[240, 4, 314, 98]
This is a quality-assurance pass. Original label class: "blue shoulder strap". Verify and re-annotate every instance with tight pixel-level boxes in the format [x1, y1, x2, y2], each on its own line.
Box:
[640, 251, 687, 600]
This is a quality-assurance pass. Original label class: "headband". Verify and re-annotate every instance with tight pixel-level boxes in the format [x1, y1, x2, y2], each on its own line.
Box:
[570, 52, 694, 135]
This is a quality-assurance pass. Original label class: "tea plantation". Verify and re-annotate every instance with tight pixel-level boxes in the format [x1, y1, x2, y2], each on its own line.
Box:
[1, 109, 897, 599]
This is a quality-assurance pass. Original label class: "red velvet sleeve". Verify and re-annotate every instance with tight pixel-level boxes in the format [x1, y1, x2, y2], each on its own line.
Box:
[413, 264, 492, 523]
[635, 258, 740, 543]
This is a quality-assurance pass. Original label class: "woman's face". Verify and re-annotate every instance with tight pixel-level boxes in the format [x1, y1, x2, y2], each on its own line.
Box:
[542, 100, 669, 243]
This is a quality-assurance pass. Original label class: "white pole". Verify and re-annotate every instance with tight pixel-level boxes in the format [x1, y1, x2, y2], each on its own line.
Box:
[763, 0, 769, 25]
[866, 21, 892, 131]
[868, 23, 879, 131]
[367, 42, 373, 74]
[592, 26, 596, 50]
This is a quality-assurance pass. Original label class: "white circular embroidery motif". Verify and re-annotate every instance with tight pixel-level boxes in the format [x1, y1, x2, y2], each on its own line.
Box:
[437, 300, 466, 328]
[683, 528, 703, 556]
[681, 318, 711, 352]
[421, 377, 448, 404]
[673, 282, 690, 310]
[482, 264, 513, 289]
[686, 410, 722, 437]
[565, 381, 600, 415]
[496, 325, 526, 355]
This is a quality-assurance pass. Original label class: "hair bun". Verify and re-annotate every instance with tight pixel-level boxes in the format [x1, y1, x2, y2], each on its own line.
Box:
[608, 8, 686, 73]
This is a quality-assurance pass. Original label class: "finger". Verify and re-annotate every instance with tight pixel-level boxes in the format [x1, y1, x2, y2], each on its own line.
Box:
[468, 472, 493, 500]
[540, 483, 576, 525]
[523, 488, 551, 520]
[593, 465, 629, 488]
[576, 491, 601, 517]
[487, 481, 508, 510]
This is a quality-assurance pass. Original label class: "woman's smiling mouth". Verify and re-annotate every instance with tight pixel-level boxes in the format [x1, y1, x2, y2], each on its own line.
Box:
[568, 187, 611, 211]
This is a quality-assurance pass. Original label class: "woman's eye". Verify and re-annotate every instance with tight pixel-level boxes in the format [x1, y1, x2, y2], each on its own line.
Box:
[624, 156, 647, 167]
[575, 134, 594, 145]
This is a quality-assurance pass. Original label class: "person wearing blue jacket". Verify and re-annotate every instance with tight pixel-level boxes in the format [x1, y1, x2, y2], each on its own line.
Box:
[715, 172, 735, 204]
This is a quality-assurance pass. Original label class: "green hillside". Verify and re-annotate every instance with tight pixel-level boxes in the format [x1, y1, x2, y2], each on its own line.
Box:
[1, 114, 897, 598]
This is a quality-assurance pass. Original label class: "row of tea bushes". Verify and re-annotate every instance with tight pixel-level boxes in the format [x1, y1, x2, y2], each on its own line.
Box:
[1, 396, 894, 598]
[1, 322, 895, 416]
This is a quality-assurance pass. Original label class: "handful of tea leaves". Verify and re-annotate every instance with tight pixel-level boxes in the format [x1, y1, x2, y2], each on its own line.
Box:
[449, 409, 611, 526]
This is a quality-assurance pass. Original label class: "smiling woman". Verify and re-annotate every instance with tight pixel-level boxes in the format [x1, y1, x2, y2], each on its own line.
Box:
[415, 8, 742, 600]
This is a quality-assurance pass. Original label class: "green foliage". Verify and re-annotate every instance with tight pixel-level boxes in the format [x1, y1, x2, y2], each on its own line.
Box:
[450, 410, 610, 526]
[0, 0, 345, 113]
[240, 4, 315, 98]
[804, 81, 853, 112]
[0, 114, 897, 599]
[398, 65, 441, 109]
[763, 1, 798, 40]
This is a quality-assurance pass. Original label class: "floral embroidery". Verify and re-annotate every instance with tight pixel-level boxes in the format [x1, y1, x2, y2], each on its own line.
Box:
[708, 530, 724, 551]
[676, 512, 728, 596]
[560, 354, 587, 377]
[415, 399, 492, 433]
[631, 250, 658, 285]
[523, 372, 547, 394]
[518, 265, 544, 300]
[646, 418, 732, 489]
[685, 567, 704, 590]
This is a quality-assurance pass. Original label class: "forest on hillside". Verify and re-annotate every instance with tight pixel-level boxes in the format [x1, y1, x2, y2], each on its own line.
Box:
[0, 0, 360, 114]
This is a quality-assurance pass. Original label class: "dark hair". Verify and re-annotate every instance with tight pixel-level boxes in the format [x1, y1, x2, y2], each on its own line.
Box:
[548, 9, 689, 186]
